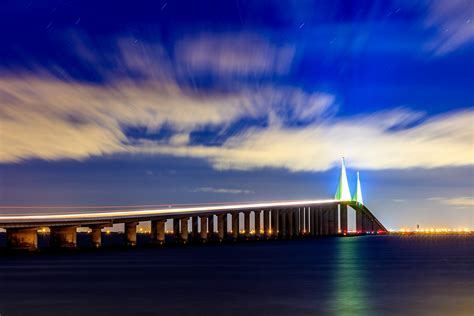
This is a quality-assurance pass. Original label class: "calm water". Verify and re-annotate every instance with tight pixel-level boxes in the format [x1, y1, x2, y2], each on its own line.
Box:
[0, 235, 473, 316]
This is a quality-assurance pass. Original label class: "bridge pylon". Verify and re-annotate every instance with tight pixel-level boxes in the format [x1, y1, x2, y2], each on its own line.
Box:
[352, 171, 364, 205]
[334, 157, 351, 201]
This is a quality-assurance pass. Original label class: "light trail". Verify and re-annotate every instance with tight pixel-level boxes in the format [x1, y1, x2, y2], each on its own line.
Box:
[0, 199, 337, 222]
[0, 200, 277, 209]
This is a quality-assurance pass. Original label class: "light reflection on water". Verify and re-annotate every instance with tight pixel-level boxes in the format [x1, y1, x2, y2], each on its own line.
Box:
[332, 238, 370, 316]
[0, 235, 473, 315]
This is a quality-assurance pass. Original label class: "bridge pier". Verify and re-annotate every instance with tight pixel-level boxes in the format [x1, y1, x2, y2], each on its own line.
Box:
[264, 210, 270, 239]
[304, 208, 309, 235]
[287, 210, 293, 238]
[271, 210, 278, 238]
[317, 208, 323, 236]
[340, 204, 348, 234]
[231, 212, 239, 241]
[50, 226, 77, 248]
[192, 216, 199, 240]
[6, 227, 38, 250]
[89, 225, 103, 248]
[328, 205, 337, 235]
[208, 215, 215, 239]
[173, 218, 180, 241]
[151, 220, 166, 245]
[356, 210, 363, 233]
[279, 210, 286, 239]
[217, 214, 225, 242]
[224, 214, 229, 239]
[310, 208, 316, 236]
[200, 216, 208, 242]
[254, 210, 261, 239]
[322, 208, 329, 235]
[292, 209, 299, 238]
[244, 212, 251, 239]
[317, 207, 322, 236]
[124, 222, 138, 247]
[299, 208, 304, 236]
[179, 218, 189, 244]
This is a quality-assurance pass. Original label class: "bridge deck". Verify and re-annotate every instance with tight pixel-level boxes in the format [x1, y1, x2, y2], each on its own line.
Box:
[0, 199, 386, 231]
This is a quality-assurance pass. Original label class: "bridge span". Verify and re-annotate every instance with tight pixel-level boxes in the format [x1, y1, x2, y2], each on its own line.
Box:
[0, 158, 387, 250]
[0, 200, 386, 250]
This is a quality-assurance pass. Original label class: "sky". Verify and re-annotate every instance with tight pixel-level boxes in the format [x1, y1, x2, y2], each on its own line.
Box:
[0, 0, 473, 230]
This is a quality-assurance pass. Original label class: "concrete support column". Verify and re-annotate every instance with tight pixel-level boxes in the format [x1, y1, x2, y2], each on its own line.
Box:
[316, 207, 324, 236]
[271, 210, 279, 238]
[323, 207, 331, 236]
[173, 218, 180, 241]
[310, 208, 316, 236]
[192, 217, 199, 240]
[279, 211, 286, 238]
[123, 222, 138, 247]
[264, 210, 270, 239]
[244, 212, 251, 239]
[6, 228, 38, 250]
[304, 208, 310, 235]
[254, 210, 261, 239]
[224, 214, 229, 239]
[231, 212, 239, 240]
[299, 208, 305, 236]
[328, 206, 336, 235]
[200, 216, 208, 242]
[287, 210, 293, 238]
[151, 220, 166, 245]
[217, 214, 225, 242]
[179, 218, 189, 243]
[356, 211, 363, 233]
[208, 215, 215, 238]
[51, 226, 78, 248]
[340, 204, 348, 234]
[293, 209, 299, 238]
[90, 225, 102, 248]
[334, 205, 339, 234]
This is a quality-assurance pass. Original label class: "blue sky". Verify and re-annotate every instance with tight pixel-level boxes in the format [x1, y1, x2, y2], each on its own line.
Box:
[0, 0, 473, 229]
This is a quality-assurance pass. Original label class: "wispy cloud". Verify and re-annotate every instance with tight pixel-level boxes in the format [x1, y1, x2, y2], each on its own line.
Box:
[175, 33, 295, 78]
[441, 197, 474, 208]
[392, 199, 407, 203]
[1, 29, 473, 171]
[193, 187, 254, 194]
[424, 0, 474, 55]
[0, 75, 335, 163]
[1, 73, 473, 171]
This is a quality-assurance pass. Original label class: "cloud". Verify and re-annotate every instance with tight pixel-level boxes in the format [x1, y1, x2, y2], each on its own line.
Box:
[129, 108, 474, 172]
[392, 199, 407, 203]
[441, 197, 474, 208]
[0, 31, 472, 171]
[0, 75, 334, 163]
[193, 187, 254, 194]
[424, 0, 474, 55]
[175, 33, 295, 78]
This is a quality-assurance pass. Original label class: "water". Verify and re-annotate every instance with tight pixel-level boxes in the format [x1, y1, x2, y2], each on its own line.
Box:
[0, 235, 473, 316]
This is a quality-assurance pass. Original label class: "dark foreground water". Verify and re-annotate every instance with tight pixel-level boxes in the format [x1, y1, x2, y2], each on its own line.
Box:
[0, 235, 473, 316]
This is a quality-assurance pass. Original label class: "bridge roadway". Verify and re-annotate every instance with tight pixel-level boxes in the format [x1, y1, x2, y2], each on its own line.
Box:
[0, 199, 387, 250]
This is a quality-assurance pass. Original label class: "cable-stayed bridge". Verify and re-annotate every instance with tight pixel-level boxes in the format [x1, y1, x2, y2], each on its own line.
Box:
[0, 159, 387, 250]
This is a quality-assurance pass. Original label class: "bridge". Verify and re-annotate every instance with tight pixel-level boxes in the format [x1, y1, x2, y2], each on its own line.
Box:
[0, 158, 387, 250]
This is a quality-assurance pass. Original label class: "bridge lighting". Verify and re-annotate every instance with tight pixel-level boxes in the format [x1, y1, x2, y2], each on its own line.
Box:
[335, 157, 352, 201]
[352, 171, 364, 205]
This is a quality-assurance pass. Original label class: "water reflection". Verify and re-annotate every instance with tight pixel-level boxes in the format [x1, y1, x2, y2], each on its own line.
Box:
[331, 238, 371, 316]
